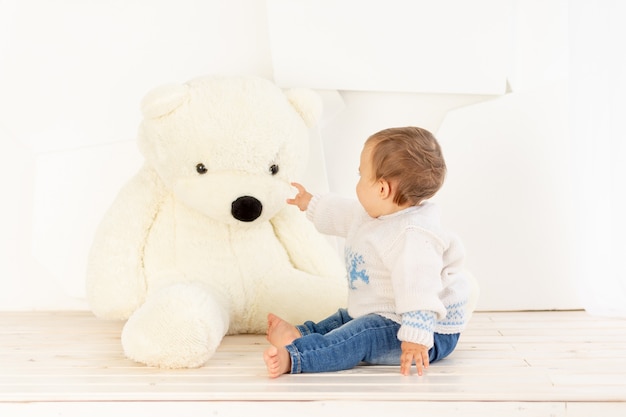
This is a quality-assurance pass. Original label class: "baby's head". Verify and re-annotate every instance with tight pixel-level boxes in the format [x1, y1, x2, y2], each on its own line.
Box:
[364, 126, 446, 206]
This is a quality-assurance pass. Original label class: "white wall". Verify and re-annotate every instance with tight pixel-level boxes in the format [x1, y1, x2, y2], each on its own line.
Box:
[0, 0, 578, 311]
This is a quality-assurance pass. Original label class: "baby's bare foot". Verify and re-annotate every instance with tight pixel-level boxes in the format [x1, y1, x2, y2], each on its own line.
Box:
[266, 313, 301, 347]
[263, 345, 291, 378]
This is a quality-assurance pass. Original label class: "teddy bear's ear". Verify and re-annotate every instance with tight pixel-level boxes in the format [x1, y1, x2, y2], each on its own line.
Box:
[284, 88, 323, 128]
[140, 83, 190, 119]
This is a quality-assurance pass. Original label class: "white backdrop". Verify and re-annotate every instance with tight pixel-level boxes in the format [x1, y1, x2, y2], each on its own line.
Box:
[569, 0, 626, 317]
[2, 0, 620, 314]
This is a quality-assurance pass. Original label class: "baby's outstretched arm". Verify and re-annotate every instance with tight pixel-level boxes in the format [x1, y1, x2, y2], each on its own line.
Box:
[286, 182, 313, 211]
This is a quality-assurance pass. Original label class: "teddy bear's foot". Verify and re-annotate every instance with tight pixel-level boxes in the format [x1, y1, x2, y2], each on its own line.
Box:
[121, 283, 229, 368]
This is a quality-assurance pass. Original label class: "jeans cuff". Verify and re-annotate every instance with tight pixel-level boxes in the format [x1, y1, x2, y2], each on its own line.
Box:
[295, 324, 310, 336]
[285, 343, 301, 374]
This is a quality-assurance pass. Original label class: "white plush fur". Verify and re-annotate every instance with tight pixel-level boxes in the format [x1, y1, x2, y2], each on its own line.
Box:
[86, 76, 347, 368]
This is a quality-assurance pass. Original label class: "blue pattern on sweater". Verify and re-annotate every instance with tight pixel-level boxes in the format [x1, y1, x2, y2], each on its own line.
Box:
[439, 300, 467, 326]
[402, 310, 436, 333]
[345, 248, 369, 290]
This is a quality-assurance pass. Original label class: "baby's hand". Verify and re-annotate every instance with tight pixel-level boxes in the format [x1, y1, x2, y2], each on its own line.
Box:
[400, 341, 430, 376]
[286, 182, 313, 212]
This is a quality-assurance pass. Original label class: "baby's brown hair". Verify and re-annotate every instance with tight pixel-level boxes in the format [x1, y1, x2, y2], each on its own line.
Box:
[365, 126, 446, 206]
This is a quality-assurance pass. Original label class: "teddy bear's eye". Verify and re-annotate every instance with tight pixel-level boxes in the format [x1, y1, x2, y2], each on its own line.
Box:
[196, 163, 208, 174]
[269, 164, 279, 175]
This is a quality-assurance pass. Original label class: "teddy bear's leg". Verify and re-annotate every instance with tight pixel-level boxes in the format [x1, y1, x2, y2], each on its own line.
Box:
[121, 281, 230, 368]
[255, 269, 348, 330]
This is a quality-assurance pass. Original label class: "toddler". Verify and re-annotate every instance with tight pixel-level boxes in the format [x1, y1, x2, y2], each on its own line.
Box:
[264, 126, 470, 377]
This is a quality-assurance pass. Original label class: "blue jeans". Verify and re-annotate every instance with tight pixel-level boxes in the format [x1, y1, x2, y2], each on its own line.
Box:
[286, 309, 459, 374]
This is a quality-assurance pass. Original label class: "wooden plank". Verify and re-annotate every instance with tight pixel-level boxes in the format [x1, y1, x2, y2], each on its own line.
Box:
[0, 401, 575, 417]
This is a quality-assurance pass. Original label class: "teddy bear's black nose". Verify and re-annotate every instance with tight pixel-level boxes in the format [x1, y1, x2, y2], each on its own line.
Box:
[231, 196, 263, 222]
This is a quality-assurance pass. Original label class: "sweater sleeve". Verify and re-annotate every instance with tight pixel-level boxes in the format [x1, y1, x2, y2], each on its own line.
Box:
[397, 310, 437, 347]
[307, 194, 363, 238]
[388, 227, 447, 315]
[386, 227, 447, 348]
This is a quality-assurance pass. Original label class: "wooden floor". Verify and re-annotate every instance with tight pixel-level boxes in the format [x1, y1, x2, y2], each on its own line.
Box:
[1, 310, 625, 416]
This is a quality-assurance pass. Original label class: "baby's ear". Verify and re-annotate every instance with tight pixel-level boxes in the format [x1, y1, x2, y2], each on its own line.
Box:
[379, 178, 393, 199]
[284, 88, 323, 128]
[141, 83, 190, 119]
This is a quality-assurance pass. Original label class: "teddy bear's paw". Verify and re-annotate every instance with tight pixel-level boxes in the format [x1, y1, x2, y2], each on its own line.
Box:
[121, 284, 229, 368]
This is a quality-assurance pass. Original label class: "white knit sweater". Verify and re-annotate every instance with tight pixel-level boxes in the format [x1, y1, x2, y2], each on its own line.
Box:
[306, 194, 470, 348]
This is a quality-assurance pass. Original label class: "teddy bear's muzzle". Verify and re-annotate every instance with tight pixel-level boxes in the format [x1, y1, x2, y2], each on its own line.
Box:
[231, 196, 263, 222]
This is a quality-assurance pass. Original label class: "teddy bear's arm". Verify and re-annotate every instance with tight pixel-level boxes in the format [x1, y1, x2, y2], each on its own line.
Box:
[271, 205, 346, 278]
[86, 164, 166, 320]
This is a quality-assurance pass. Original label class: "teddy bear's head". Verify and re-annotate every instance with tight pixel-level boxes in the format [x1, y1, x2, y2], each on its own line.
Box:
[136, 76, 321, 225]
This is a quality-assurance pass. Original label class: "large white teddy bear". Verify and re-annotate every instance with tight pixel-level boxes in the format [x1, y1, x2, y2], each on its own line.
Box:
[86, 75, 347, 368]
